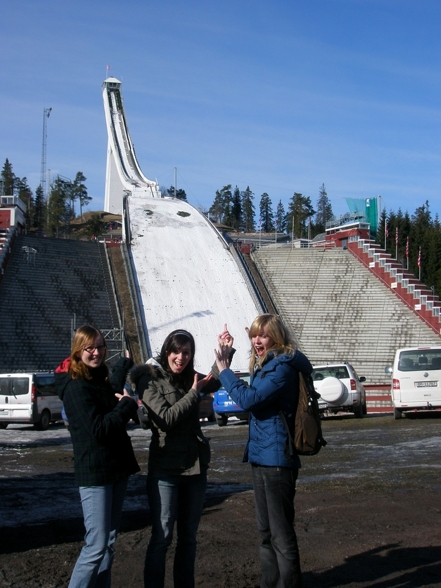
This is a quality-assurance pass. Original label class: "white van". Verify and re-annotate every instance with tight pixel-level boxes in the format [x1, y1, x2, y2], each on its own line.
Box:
[386, 346, 441, 419]
[0, 372, 63, 430]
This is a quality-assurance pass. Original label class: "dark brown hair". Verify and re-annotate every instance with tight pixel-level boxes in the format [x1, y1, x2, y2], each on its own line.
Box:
[158, 329, 195, 384]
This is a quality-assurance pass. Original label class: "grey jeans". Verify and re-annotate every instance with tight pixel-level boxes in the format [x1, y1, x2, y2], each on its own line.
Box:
[252, 465, 301, 588]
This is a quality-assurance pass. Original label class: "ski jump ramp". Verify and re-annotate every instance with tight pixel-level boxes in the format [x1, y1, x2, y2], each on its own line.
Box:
[126, 196, 261, 371]
[102, 78, 261, 371]
[102, 77, 161, 213]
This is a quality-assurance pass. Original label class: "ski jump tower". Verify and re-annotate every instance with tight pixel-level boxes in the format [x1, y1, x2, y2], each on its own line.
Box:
[102, 77, 160, 214]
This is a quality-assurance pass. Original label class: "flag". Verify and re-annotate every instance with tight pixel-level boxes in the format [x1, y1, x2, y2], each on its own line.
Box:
[395, 227, 398, 245]
[418, 247, 421, 268]
[106, 65, 110, 70]
[385, 223, 389, 238]
[406, 236, 409, 258]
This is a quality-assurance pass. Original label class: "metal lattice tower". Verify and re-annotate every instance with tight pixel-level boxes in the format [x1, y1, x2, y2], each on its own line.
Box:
[40, 107, 52, 198]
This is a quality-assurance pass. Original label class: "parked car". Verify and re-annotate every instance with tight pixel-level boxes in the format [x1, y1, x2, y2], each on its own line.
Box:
[213, 372, 250, 426]
[0, 372, 63, 430]
[312, 362, 367, 418]
[385, 346, 441, 419]
[199, 392, 216, 422]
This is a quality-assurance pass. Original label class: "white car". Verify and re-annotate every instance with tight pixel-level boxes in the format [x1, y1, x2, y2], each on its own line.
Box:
[312, 362, 367, 418]
[0, 372, 63, 430]
[385, 346, 441, 419]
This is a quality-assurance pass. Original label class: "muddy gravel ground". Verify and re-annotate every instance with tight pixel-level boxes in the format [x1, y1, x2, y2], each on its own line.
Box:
[1, 413, 441, 588]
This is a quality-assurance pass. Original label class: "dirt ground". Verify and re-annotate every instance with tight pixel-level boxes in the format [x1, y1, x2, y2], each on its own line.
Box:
[1, 414, 441, 588]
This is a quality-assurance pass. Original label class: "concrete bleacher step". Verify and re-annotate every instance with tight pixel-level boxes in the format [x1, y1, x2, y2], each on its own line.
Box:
[252, 246, 441, 384]
[0, 235, 121, 371]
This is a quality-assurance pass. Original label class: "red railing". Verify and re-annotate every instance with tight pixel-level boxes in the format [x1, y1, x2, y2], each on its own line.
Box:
[348, 240, 441, 337]
[365, 383, 393, 414]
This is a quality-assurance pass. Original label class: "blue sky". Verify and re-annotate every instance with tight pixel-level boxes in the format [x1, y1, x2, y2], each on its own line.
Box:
[2, 0, 441, 221]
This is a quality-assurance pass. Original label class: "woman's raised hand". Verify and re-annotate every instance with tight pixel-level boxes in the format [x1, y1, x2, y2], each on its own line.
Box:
[214, 343, 231, 372]
[218, 323, 234, 348]
[193, 372, 213, 393]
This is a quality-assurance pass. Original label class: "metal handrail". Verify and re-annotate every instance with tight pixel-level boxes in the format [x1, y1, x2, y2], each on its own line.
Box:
[121, 197, 149, 362]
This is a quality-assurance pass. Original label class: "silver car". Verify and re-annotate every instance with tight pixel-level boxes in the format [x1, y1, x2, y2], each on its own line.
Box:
[312, 362, 367, 418]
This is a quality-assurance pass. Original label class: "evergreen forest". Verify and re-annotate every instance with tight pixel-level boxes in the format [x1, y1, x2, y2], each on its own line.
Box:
[2, 159, 441, 295]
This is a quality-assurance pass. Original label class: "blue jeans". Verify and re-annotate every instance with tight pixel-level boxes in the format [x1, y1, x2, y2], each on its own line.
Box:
[69, 477, 128, 588]
[144, 470, 207, 588]
[252, 465, 301, 588]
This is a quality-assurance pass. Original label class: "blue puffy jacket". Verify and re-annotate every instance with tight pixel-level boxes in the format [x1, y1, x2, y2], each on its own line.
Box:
[219, 350, 312, 468]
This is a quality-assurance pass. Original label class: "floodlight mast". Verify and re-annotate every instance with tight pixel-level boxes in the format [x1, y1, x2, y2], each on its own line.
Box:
[40, 107, 52, 199]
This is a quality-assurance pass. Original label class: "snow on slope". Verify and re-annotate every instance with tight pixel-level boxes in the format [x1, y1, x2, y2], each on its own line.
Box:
[127, 195, 261, 372]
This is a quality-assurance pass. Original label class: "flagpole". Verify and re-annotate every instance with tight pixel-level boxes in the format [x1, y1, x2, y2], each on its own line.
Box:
[418, 247, 421, 280]
[291, 214, 294, 250]
[406, 237, 409, 271]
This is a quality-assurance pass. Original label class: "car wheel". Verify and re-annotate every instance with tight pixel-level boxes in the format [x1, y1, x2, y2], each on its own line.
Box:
[353, 402, 364, 418]
[216, 414, 228, 427]
[35, 410, 51, 431]
[394, 408, 402, 420]
[207, 411, 216, 423]
[0, 423, 8, 429]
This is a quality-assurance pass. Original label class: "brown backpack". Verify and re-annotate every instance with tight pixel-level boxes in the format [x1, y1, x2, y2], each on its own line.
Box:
[279, 371, 327, 457]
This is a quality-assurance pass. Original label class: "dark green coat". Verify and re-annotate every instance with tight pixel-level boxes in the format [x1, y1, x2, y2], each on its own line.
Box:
[130, 360, 212, 475]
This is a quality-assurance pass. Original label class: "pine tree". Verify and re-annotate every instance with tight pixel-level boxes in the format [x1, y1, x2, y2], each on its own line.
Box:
[167, 186, 187, 201]
[84, 213, 105, 238]
[72, 172, 91, 220]
[378, 209, 387, 248]
[33, 185, 45, 232]
[259, 193, 274, 232]
[315, 183, 333, 233]
[276, 200, 286, 233]
[286, 193, 315, 238]
[16, 177, 33, 231]
[241, 186, 255, 232]
[231, 186, 243, 231]
[209, 185, 232, 225]
[46, 177, 74, 237]
[1, 159, 15, 196]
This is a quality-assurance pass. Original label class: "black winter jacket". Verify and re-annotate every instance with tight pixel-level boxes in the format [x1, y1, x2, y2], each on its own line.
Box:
[55, 357, 140, 486]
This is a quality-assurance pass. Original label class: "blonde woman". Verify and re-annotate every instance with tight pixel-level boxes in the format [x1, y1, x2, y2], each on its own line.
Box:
[214, 314, 312, 588]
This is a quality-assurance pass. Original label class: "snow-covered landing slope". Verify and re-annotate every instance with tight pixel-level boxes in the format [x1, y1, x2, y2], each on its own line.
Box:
[127, 195, 261, 372]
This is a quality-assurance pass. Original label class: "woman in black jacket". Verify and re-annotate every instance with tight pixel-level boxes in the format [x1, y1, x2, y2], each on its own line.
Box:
[55, 325, 139, 588]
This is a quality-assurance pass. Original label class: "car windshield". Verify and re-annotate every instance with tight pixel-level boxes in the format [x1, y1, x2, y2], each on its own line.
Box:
[398, 350, 441, 372]
[0, 377, 29, 396]
[312, 366, 350, 381]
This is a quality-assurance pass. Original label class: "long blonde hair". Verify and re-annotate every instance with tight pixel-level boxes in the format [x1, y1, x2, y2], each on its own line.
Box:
[69, 325, 108, 380]
[248, 314, 296, 372]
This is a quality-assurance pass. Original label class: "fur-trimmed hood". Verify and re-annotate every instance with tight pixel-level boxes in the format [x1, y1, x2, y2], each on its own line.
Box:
[129, 358, 163, 386]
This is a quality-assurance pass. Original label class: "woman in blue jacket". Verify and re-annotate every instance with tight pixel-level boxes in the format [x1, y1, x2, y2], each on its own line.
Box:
[214, 314, 312, 588]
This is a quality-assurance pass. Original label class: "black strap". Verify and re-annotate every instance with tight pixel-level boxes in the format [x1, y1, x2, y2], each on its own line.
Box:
[278, 410, 295, 458]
